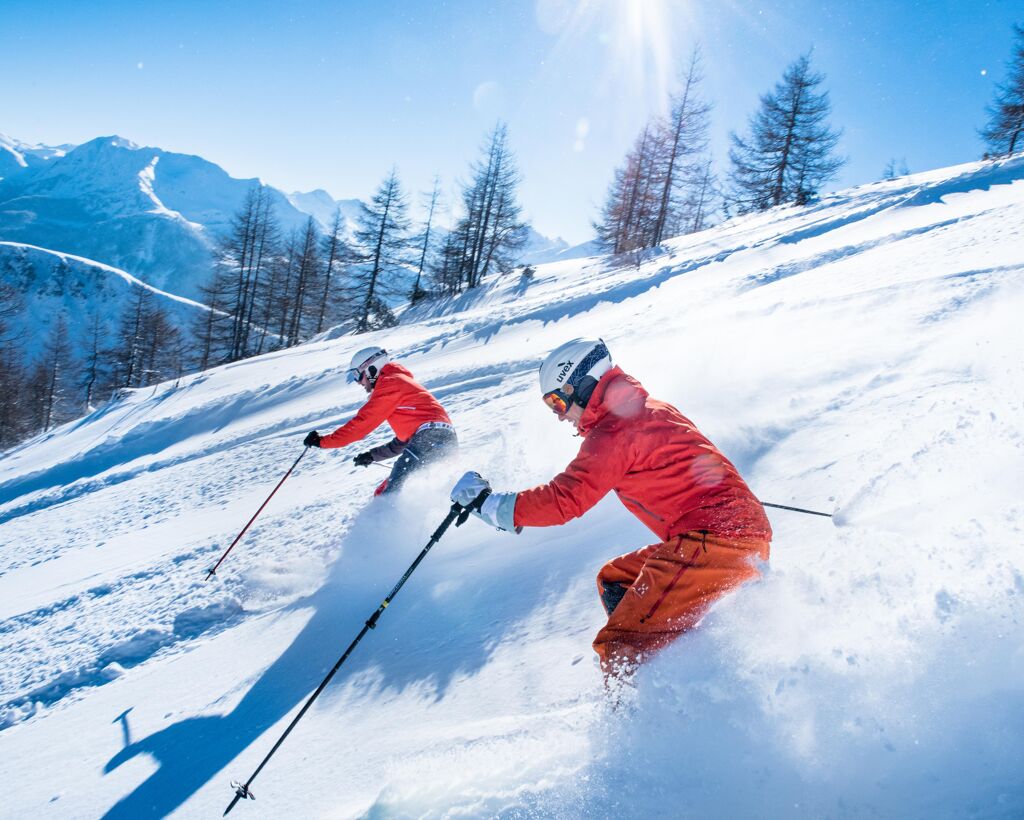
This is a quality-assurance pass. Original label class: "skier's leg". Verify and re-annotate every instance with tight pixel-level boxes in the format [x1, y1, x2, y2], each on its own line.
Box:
[380, 427, 458, 495]
[593, 532, 769, 675]
[381, 448, 417, 495]
[596, 545, 657, 615]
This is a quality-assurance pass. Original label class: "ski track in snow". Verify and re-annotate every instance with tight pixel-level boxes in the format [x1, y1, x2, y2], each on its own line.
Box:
[0, 157, 1023, 818]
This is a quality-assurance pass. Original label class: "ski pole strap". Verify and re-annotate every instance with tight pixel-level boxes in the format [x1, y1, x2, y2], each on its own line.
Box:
[761, 501, 832, 518]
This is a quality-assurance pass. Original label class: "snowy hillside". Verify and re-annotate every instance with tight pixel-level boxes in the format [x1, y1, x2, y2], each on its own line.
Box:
[0, 242, 209, 362]
[0, 156, 1022, 818]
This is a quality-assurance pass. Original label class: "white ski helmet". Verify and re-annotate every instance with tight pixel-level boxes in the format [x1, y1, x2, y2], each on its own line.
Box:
[538, 338, 612, 409]
[346, 346, 390, 384]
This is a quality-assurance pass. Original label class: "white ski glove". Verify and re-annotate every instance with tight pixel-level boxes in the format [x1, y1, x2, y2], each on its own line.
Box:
[450, 471, 519, 533]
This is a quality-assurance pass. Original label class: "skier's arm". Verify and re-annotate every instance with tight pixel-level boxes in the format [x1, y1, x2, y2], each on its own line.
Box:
[367, 436, 407, 461]
[319, 379, 402, 450]
[513, 431, 628, 528]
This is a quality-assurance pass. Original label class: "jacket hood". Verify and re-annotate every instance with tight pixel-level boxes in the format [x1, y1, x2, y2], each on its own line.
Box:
[578, 366, 648, 436]
[373, 360, 413, 386]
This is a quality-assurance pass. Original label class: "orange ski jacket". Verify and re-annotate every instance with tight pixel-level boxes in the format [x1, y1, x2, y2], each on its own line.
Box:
[513, 367, 771, 541]
[318, 362, 451, 450]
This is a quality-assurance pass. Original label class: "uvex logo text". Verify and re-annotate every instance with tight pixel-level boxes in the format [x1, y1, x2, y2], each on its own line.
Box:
[555, 359, 573, 383]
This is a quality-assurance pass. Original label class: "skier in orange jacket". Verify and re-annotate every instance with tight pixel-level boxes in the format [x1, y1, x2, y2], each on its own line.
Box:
[451, 339, 771, 675]
[305, 347, 457, 494]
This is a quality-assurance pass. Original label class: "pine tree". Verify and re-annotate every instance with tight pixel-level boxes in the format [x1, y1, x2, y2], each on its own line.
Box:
[192, 268, 234, 370]
[454, 124, 528, 289]
[352, 168, 410, 332]
[728, 53, 844, 213]
[217, 185, 280, 361]
[652, 49, 713, 245]
[0, 281, 29, 448]
[411, 176, 442, 302]
[595, 125, 662, 254]
[0, 341, 28, 448]
[981, 24, 1024, 158]
[284, 217, 323, 346]
[678, 158, 720, 235]
[35, 314, 74, 431]
[109, 289, 150, 390]
[882, 157, 910, 180]
[429, 227, 465, 296]
[79, 311, 108, 412]
[315, 209, 354, 333]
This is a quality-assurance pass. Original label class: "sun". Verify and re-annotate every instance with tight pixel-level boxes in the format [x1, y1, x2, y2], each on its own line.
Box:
[537, 0, 691, 111]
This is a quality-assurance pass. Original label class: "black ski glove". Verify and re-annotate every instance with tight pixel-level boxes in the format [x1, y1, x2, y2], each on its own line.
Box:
[304, 430, 321, 448]
[353, 451, 374, 467]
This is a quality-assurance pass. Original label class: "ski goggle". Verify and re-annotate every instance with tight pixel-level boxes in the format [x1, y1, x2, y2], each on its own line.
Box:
[345, 368, 364, 384]
[543, 387, 573, 415]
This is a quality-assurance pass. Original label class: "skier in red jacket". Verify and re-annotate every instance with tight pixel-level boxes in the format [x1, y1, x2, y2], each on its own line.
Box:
[451, 338, 771, 676]
[305, 347, 457, 494]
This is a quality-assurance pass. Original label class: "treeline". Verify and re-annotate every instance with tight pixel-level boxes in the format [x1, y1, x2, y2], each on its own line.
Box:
[194, 122, 528, 368]
[596, 22, 1024, 259]
[0, 278, 187, 448]
[595, 48, 844, 258]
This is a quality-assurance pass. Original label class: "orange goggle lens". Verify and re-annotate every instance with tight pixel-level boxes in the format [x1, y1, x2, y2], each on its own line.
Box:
[543, 389, 571, 414]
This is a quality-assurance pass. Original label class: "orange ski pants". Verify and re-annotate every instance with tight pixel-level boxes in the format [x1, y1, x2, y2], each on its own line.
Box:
[593, 530, 770, 675]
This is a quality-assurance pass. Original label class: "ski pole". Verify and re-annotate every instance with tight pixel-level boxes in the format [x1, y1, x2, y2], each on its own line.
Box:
[761, 500, 832, 518]
[223, 499, 478, 815]
[206, 447, 310, 581]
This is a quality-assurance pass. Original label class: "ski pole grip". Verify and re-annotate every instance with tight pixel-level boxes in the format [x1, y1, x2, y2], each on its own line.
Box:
[455, 489, 490, 526]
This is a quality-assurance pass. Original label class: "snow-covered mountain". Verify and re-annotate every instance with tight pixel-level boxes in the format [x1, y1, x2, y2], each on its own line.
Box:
[0, 136, 326, 301]
[0, 241, 209, 362]
[1, 156, 1022, 817]
[0, 133, 73, 182]
[517, 225, 599, 266]
[286, 189, 364, 236]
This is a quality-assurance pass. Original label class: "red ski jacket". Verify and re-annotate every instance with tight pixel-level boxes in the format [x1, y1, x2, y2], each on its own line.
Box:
[319, 362, 451, 450]
[513, 367, 771, 541]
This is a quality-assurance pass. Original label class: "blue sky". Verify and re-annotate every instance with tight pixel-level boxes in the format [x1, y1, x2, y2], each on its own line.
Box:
[1, 0, 1019, 243]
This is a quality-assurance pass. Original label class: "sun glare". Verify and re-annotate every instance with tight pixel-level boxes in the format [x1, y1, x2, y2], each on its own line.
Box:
[537, 0, 689, 114]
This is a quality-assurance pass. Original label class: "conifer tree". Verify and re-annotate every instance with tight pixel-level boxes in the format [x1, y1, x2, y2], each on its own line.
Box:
[315, 209, 354, 333]
[0, 281, 29, 448]
[34, 313, 73, 431]
[411, 176, 442, 302]
[728, 53, 844, 213]
[79, 311, 108, 412]
[453, 124, 528, 289]
[352, 168, 410, 331]
[652, 49, 713, 245]
[283, 217, 323, 346]
[595, 125, 661, 254]
[981, 24, 1024, 158]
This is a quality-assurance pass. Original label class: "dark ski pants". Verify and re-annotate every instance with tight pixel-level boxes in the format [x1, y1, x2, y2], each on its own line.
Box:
[382, 425, 458, 494]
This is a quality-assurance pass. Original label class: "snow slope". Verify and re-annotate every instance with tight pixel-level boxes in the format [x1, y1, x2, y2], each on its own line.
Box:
[0, 156, 1022, 818]
[0, 242, 210, 362]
